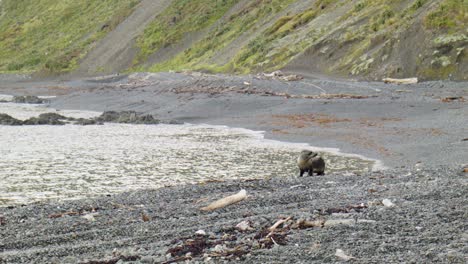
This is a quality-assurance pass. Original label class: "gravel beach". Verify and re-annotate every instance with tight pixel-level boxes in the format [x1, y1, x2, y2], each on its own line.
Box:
[0, 72, 467, 263]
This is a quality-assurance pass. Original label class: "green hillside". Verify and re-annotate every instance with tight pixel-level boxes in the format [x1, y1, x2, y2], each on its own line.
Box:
[0, 0, 466, 80]
[0, 0, 139, 73]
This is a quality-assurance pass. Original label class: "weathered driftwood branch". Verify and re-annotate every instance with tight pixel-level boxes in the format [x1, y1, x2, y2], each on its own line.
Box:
[48, 211, 79, 218]
[268, 216, 292, 232]
[200, 189, 247, 211]
[382, 77, 418, 84]
[295, 219, 325, 228]
[266, 216, 293, 239]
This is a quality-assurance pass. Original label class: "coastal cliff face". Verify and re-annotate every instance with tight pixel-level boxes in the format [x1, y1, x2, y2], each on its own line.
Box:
[0, 0, 466, 80]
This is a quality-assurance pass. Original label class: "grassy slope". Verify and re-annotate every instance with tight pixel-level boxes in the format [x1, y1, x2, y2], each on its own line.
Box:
[0, 0, 466, 79]
[133, 0, 240, 68]
[139, 0, 298, 73]
[0, 0, 139, 73]
[135, 0, 466, 80]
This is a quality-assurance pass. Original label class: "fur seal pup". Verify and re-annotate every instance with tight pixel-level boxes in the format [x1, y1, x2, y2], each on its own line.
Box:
[297, 150, 325, 176]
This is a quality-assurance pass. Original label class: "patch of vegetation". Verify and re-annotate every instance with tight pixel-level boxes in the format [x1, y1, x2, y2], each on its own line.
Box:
[421, 64, 456, 79]
[0, 0, 139, 73]
[370, 7, 395, 32]
[424, 0, 467, 30]
[410, 0, 429, 10]
[230, 1, 341, 73]
[135, 0, 239, 65]
[146, 0, 296, 72]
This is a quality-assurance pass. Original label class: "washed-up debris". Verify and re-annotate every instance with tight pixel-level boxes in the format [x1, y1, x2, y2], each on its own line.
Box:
[208, 245, 249, 258]
[290, 184, 306, 189]
[165, 212, 375, 263]
[171, 86, 374, 100]
[162, 256, 192, 264]
[382, 199, 396, 207]
[80, 254, 141, 264]
[49, 206, 99, 219]
[335, 249, 356, 261]
[293, 219, 324, 229]
[292, 217, 375, 229]
[441, 96, 465, 102]
[324, 219, 376, 227]
[0, 215, 5, 225]
[255, 227, 289, 248]
[320, 203, 368, 215]
[257, 70, 304, 81]
[268, 216, 292, 232]
[49, 211, 80, 218]
[236, 220, 253, 231]
[141, 212, 150, 222]
[200, 189, 247, 211]
[167, 236, 211, 259]
[383, 77, 418, 84]
[165, 216, 291, 262]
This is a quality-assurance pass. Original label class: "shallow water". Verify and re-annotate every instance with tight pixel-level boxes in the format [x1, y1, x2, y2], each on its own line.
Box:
[0, 97, 376, 206]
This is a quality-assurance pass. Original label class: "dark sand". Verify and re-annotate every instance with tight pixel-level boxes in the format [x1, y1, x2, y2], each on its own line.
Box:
[0, 72, 467, 263]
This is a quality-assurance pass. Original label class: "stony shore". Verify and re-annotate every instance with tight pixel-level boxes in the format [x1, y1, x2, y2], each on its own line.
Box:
[0, 72, 467, 263]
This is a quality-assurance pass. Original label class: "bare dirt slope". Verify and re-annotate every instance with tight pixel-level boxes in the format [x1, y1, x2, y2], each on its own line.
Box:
[74, 0, 172, 76]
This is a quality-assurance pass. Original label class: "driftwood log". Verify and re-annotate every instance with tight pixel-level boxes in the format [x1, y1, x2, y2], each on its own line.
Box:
[200, 189, 247, 211]
[382, 77, 418, 84]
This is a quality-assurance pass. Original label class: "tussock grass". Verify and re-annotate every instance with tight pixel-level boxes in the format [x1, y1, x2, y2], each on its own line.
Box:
[0, 0, 139, 73]
[135, 0, 238, 66]
[145, 0, 296, 73]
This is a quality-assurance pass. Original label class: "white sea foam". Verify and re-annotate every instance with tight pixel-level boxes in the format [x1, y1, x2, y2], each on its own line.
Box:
[0, 101, 378, 206]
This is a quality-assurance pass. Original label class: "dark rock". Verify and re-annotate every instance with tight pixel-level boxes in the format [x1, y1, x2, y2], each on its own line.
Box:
[94, 111, 122, 122]
[162, 119, 184, 125]
[13, 95, 48, 104]
[74, 118, 98, 126]
[23, 113, 67, 125]
[95, 111, 161, 124]
[0, 110, 181, 126]
[0, 113, 23, 125]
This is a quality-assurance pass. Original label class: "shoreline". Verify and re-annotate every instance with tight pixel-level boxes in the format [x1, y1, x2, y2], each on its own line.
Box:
[0, 73, 467, 263]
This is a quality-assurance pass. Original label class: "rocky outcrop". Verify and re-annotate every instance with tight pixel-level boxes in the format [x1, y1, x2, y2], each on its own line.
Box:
[22, 113, 69, 125]
[95, 111, 160, 124]
[0, 113, 23, 125]
[13, 96, 48, 104]
[0, 111, 182, 126]
[95, 111, 182, 124]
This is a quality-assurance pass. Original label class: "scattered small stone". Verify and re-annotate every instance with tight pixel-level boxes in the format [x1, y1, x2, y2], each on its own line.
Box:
[335, 249, 355, 261]
[235, 220, 253, 232]
[382, 199, 396, 207]
[195, 230, 207, 236]
[81, 212, 98, 222]
[141, 212, 150, 222]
